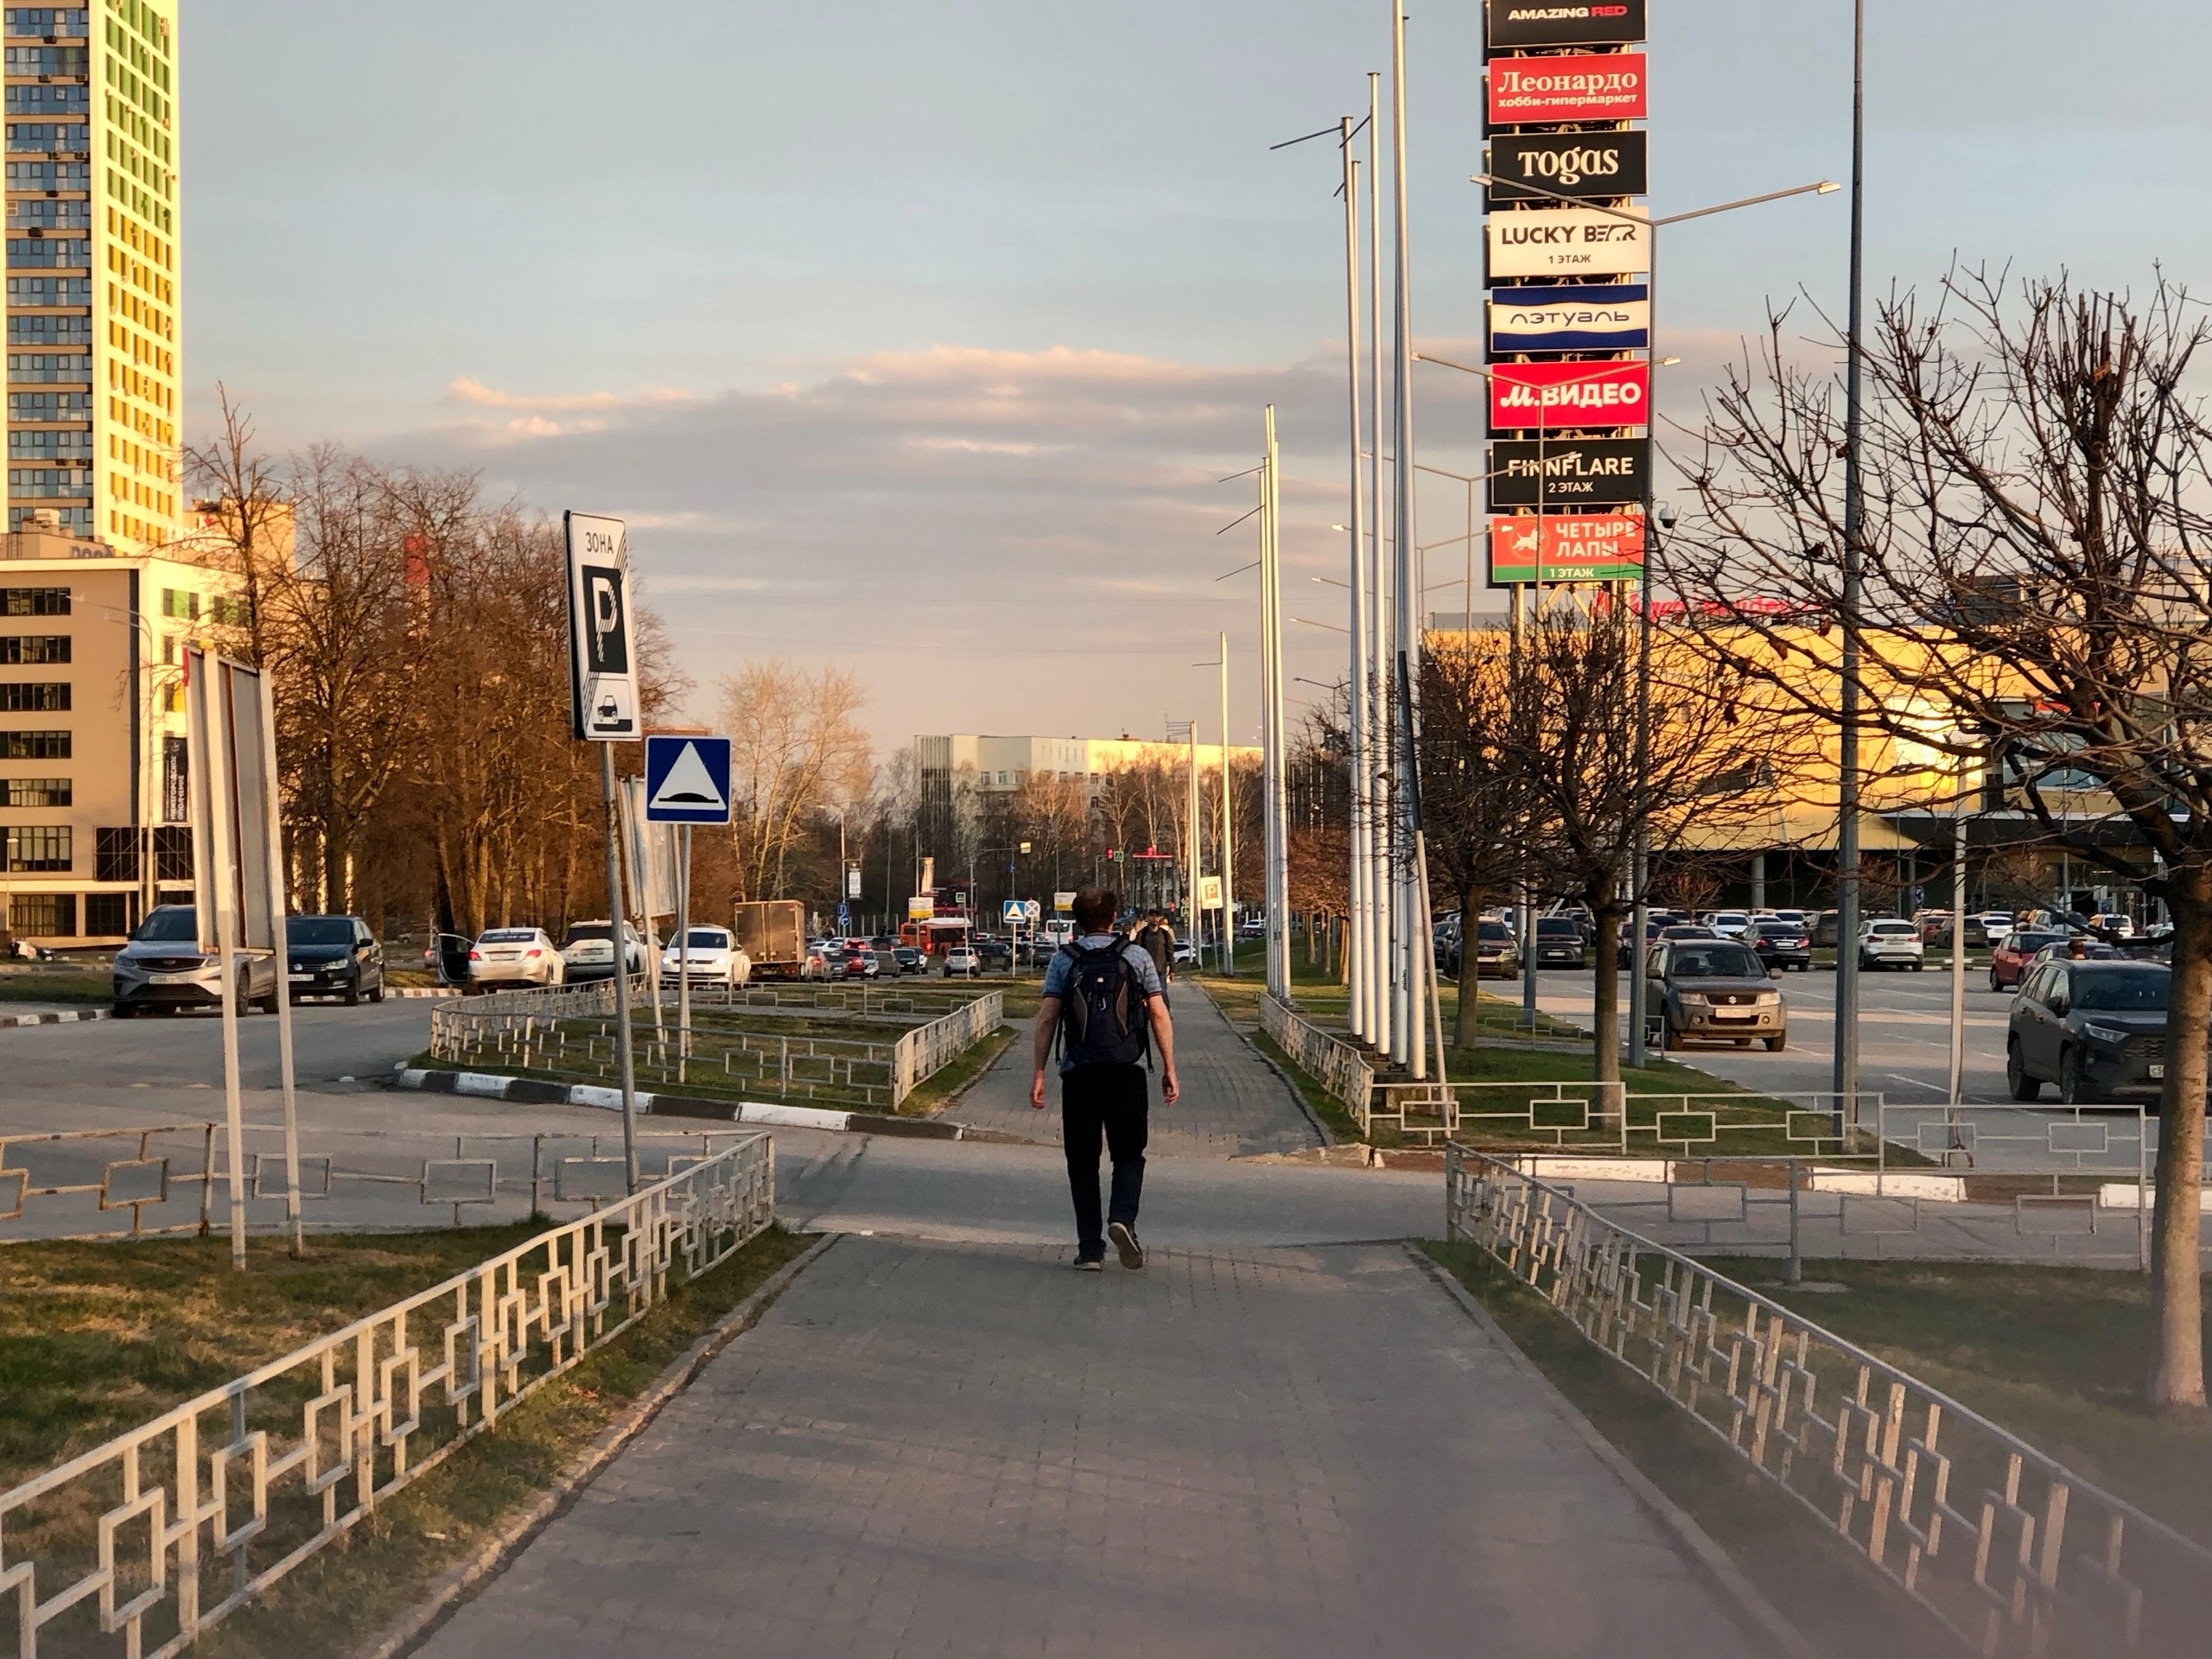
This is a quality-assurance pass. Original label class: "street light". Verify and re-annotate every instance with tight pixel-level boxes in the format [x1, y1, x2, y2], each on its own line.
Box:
[1470, 171, 1839, 1069]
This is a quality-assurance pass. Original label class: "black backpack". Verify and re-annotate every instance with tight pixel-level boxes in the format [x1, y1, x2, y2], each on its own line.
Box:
[1057, 941, 1151, 1068]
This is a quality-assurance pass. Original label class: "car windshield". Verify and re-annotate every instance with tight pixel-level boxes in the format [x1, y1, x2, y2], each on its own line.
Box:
[2074, 969, 2170, 1012]
[1713, 914, 1747, 925]
[564, 925, 613, 944]
[1536, 919, 1580, 938]
[133, 906, 196, 943]
[1753, 921, 1798, 938]
[1670, 944, 1765, 979]
[680, 931, 728, 950]
[480, 930, 537, 944]
[1870, 922, 1916, 936]
[1477, 922, 1514, 941]
[287, 917, 353, 945]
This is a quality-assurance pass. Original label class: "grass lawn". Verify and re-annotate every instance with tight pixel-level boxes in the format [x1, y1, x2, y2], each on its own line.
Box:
[0, 1223, 813, 1657]
[0, 968, 110, 1004]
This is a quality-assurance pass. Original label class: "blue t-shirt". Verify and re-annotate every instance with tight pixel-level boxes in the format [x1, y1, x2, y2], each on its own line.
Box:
[1042, 935, 1166, 1072]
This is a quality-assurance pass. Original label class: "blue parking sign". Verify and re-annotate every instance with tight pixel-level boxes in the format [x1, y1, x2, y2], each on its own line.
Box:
[643, 735, 733, 824]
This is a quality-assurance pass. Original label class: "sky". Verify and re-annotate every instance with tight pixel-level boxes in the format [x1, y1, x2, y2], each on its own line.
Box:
[181, 0, 2212, 754]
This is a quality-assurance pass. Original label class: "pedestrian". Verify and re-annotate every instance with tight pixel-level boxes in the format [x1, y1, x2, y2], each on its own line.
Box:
[1031, 887, 1179, 1270]
[1134, 908, 1176, 985]
[2066, 934, 2088, 961]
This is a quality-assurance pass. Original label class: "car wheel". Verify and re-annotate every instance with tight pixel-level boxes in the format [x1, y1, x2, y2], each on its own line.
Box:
[2058, 1047, 2102, 1106]
[1662, 1020, 1685, 1052]
[1765, 1033, 1786, 1052]
[1988, 969, 2002, 993]
[2005, 1039, 2042, 1102]
[369, 982, 384, 1004]
[343, 979, 360, 1007]
[111, 1002, 134, 1019]
[1911, 960, 1924, 971]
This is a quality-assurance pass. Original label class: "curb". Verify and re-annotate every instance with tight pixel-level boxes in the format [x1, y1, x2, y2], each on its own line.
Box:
[1403, 1244, 1821, 1659]
[0, 1007, 107, 1027]
[389, 1066, 966, 1141]
[358, 1232, 840, 1659]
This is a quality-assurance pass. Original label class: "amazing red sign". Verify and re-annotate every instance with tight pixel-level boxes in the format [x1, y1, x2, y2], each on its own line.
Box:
[1489, 360, 1649, 430]
[1487, 52, 1648, 124]
[1490, 514, 1645, 583]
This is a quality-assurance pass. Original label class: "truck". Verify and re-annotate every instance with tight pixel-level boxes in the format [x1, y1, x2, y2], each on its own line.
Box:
[732, 899, 809, 981]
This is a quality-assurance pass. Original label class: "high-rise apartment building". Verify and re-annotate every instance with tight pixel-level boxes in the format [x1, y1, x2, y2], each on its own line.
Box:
[6, 0, 180, 552]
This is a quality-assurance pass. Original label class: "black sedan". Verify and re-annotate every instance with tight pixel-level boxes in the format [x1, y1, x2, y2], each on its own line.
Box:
[2005, 959, 2171, 1105]
[287, 914, 385, 1005]
[1750, 918, 1813, 973]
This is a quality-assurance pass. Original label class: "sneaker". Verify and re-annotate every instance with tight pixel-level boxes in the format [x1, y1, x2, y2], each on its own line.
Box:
[1108, 1220, 1145, 1270]
[1074, 1254, 1104, 1272]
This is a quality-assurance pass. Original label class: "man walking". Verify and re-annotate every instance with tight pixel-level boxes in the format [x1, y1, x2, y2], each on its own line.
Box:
[1032, 887, 1179, 1269]
[1134, 908, 1177, 986]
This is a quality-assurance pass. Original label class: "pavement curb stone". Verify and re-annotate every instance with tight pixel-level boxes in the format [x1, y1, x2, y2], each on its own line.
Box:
[1404, 1243, 1821, 1659]
[0, 1007, 107, 1027]
[389, 1065, 967, 1140]
[357, 1232, 842, 1659]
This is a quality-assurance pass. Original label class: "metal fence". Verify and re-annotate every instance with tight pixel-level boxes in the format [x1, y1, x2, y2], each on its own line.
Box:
[1258, 995, 1374, 1127]
[0, 1135, 776, 1658]
[0, 1124, 221, 1240]
[1444, 1144, 2212, 1656]
[429, 987, 1003, 1110]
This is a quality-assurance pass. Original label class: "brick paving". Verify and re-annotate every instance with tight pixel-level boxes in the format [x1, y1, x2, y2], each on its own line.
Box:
[416, 1235, 1764, 1659]
[950, 981, 1324, 1159]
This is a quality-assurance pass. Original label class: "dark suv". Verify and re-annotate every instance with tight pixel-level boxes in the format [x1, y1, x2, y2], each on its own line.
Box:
[287, 914, 385, 1005]
[1643, 938, 1787, 1052]
[1533, 917, 1586, 969]
[2005, 959, 2171, 1105]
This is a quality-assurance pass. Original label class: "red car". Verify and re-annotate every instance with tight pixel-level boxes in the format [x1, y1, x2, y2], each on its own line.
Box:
[1989, 929, 2065, 992]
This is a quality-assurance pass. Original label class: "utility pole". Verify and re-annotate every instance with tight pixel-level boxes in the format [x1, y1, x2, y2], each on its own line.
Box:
[1389, 0, 1422, 1074]
[1834, 0, 1867, 1131]
[1219, 631, 1236, 976]
[1262, 407, 1291, 1000]
[1340, 113, 1366, 1025]
[1364, 68, 1387, 1052]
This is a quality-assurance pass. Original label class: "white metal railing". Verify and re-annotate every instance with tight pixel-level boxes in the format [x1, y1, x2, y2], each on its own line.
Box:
[0, 1135, 775, 1658]
[892, 991, 1005, 1100]
[1259, 995, 1373, 1128]
[1444, 1144, 2212, 1655]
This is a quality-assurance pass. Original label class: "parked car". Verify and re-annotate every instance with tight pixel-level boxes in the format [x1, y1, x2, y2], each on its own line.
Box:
[1974, 911, 2017, 947]
[1768, 908, 1807, 930]
[976, 936, 1013, 969]
[1749, 917, 1813, 973]
[1471, 918, 1521, 980]
[111, 904, 282, 1017]
[1989, 929, 2064, 991]
[1858, 918, 1925, 971]
[842, 944, 879, 978]
[1707, 911, 1752, 939]
[942, 945, 982, 977]
[1532, 917, 1586, 969]
[1615, 914, 1675, 967]
[2092, 912, 2135, 940]
[1659, 924, 1716, 942]
[802, 943, 842, 980]
[467, 926, 565, 990]
[659, 925, 752, 988]
[2006, 959, 2172, 1105]
[1643, 938, 1787, 1052]
[892, 944, 925, 976]
[2030, 939, 2120, 968]
[1812, 909, 1842, 948]
[286, 914, 385, 1005]
[562, 919, 646, 982]
[1172, 938, 1201, 968]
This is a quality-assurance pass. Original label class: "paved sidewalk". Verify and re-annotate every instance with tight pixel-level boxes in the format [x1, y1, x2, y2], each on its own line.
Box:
[416, 1236, 1767, 1659]
[952, 981, 1323, 1159]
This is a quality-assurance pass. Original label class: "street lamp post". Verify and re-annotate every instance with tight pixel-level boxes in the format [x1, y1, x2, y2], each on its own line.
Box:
[1837, 0, 1870, 1128]
[1471, 171, 1838, 1068]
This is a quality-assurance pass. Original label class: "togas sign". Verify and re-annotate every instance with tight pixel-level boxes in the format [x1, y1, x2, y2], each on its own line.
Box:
[1486, 207, 1649, 278]
[1489, 360, 1649, 431]
[1486, 0, 1647, 50]
[1486, 438, 1649, 509]
[1487, 52, 1647, 124]
[1486, 131, 1647, 206]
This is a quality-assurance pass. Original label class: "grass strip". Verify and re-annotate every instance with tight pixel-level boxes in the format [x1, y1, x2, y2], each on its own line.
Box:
[1424, 1242, 1956, 1659]
[0, 970, 110, 1005]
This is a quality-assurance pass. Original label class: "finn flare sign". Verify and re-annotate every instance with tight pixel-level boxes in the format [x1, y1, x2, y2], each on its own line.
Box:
[566, 512, 638, 741]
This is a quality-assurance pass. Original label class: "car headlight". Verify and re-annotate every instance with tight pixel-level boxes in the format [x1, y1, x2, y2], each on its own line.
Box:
[2082, 1022, 2132, 1046]
[1755, 993, 1782, 1006]
[1678, 993, 1708, 1007]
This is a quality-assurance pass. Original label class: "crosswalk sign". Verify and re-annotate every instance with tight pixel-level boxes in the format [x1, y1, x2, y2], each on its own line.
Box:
[643, 735, 734, 824]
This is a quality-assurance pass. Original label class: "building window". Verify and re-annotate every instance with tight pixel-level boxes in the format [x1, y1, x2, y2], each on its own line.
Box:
[153, 823, 188, 881]
[82, 890, 126, 938]
[0, 682, 67, 711]
[6, 312, 92, 344]
[7, 388, 92, 418]
[0, 635, 67, 664]
[3, 123, 90, 154]
[0, 585, 66, 615]
[94, 824, 137, 881]
[0, 728, 65, 759]
[7, 892, 73, 937]
[4, 354, 92, 385]
[9, 429, 92, 461]
[3, 823, 69, 870]
[4, 237, 91, 269]
[158, 586, 196, 620]
[161, 732, 183, 822]
[3, 13, 92, 43]
[3, 776, 67, 807]
[8, 505, 90, 532]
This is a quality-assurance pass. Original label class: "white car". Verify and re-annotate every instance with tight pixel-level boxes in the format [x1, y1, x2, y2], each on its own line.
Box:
[659, 926, 752, 988]
[1172, 939, 1201, 967]
[562, 919, 646, 982]
[468, 927, 565, 989]
[941, 946, 982, 977]
[1858, 918, 1925, 971]
[1707, 912, 1752, 939]
[1975, 911, 2017, 945]
[1769, 908, 1807, 929]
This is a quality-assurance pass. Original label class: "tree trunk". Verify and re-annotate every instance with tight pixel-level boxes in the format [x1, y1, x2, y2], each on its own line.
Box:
[1590, 899, 1623, 1086]
[1454, 909, 1480, 1052]
[2148, 877, 2210, 1412]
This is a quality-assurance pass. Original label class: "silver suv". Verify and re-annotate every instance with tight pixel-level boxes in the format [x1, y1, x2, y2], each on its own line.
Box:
[111, 905, 281, 1018]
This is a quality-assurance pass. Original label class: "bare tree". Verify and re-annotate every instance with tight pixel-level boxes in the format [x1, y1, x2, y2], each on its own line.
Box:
[1664, 269, 2212, 1412]
[718, 662, 874, 901]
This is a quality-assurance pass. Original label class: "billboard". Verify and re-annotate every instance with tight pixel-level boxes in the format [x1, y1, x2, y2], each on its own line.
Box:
[1485, 131, 1647, 206]
[1489, 514, 1646, 584]
[1489, 283, 1649, 353]
[1486, 438, 1649, 509]
[1488, 52, 1646, 124]
[1489, 360, 1649, 431]
[1486, 0, 1647, 51]
[1486, 207, 1649, 278]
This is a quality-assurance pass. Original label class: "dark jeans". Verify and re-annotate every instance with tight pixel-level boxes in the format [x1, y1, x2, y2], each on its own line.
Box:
[1060, 1062, 1149, 1257]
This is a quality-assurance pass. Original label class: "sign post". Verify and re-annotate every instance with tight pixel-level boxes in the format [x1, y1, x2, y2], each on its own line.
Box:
[644, 734, 733, 1081]
[566, 512, 642, 1193]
